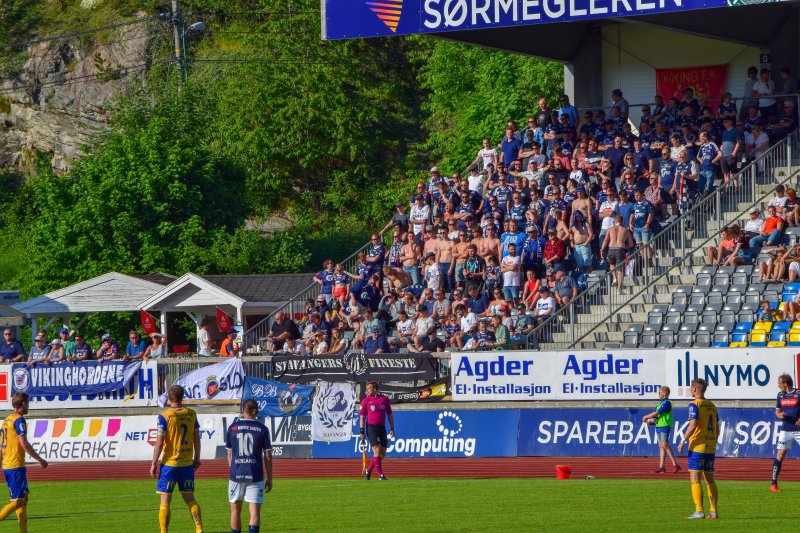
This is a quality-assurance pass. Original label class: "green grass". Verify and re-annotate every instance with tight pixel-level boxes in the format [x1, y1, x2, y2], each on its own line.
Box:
[13, 477, 800, 532]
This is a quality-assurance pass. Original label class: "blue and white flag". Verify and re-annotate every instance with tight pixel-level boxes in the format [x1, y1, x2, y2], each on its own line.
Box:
[11, 361, 141, 397]
[311, 381, 357, 442]
[242, 376, 314, 418]
[158, 358, 244, 407]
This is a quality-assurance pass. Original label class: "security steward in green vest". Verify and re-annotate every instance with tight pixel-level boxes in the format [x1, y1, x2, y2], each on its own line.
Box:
[642, 386, 681, 474]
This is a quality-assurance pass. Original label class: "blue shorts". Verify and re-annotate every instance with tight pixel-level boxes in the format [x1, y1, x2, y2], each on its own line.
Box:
[687, 451, 715, 472]
[3, 468, 28, 500]
[157, 464, 195, 494]
[632, 227, 652, 244]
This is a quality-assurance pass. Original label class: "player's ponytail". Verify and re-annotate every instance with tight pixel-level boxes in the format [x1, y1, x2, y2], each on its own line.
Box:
[243, 399, 259, 417]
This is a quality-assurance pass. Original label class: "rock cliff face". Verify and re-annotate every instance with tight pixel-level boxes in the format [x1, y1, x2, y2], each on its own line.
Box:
[0, 18, 163, 173]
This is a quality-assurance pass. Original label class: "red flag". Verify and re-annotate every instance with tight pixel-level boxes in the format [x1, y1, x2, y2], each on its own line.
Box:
[140, 310, 157, 335]
[216, 307, 233, 332]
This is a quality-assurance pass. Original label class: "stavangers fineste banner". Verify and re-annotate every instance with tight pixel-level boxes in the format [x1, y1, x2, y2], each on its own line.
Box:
[322, 0, 782, 40]
[242, 376, 314, 418]
[11, 361, 142, 397]
[271, 353, 437, 384]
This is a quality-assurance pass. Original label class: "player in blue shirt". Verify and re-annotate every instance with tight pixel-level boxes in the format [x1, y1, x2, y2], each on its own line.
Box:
[772, 373, 800, 491]
[696, 131, 721, 196]
[226, 399, 272, 533]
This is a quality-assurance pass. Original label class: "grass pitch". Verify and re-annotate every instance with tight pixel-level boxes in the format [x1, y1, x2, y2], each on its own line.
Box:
[16, 477, 796, 532]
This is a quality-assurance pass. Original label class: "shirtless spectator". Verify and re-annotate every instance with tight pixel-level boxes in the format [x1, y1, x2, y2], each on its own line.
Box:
[400, 232, 421, 286]
[570, 188, 592, 225]
[266, 312, 301, 353]
[479, 225, 501, 264]
[383, 266, 412, 293]
[600, 215, 634, 293]
[569, 211, 594, 272]
[434, 227, 455, 293]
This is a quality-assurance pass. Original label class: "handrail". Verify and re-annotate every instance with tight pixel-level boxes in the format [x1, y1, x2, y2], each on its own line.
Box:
[243, 239, 372, 350]
[586, 93, 800, 114]
[527, 129, 799, 350]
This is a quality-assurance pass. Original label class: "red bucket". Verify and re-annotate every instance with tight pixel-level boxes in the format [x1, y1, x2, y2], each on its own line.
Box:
[555, 465, 572, 480]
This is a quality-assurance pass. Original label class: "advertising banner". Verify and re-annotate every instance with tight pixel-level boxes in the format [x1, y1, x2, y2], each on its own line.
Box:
[655, 65, 728, 110]
[16, 361, 157, 409]
[271, 353, 438, 383]
[517, 407, 782, 458]
[11, 361, 141, 397]
[378, 378, 449, 404]
[451, 350, 663, 401]
[322, 0, 781, 40]
[312, 409, 519, 458]
[242, 376, 314, 418]
[159, 358, 245, 407]
[664, 348, 794, 400]
[312, 381, 358, 442]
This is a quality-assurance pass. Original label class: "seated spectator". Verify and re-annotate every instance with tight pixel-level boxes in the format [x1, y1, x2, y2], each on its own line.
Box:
[27, 335, 50, 366]
[768, 185, 789, 219]
[431, 289, 450, 324]
[124, 330, 148, 361]
[742, 207, 764, 239]
[759, 243, 800, 282]
[283, 335, 308, 356]
[47, 338, 65, 364]
[472, 319, 496, 350]
[750, 205, 785, 249]
[363, 326, 390, 354]
[324, 328, 348, 355]
[510, 305, 535, 343]
[220, 328, 241, 357]
[554, 269, 578, 307]
[267, 312, 301, 353]
[486, 289, 507, 317]
[454, 304, 478, 346]
[96, 333, 121, 362]
[1, 327, 26, 363]
[68, 333, 93, 362]
[408, 327, 446, 353]
[521, 269, 541, 310]
[772, 101, 797, 142]
[784, 291, 800, 322]
[786, 188, 800, 227]
[534, 287, 556, 325]
[391, 309, 415, 348]
[377, 292, 401, 328]
[706, 227, 737, 266]
[759, 300, 779, 322]
[490, 315, 510, 350]
[411, 305, 435, 342]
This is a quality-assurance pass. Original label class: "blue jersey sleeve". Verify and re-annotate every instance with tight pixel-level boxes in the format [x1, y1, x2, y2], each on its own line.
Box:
[687, 402, 698, 420]
[657, 400, 671, 414]
[262, 427, 271, 451]
[156, 414, 167, 434]
[225, 428, 232, 449]
[777, 393, 783, 410]
[14, 417, 26, 436]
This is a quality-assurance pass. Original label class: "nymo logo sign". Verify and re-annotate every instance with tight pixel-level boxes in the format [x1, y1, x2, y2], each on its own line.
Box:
[366, 0, 404, 32]
[676, 351, 770, 388]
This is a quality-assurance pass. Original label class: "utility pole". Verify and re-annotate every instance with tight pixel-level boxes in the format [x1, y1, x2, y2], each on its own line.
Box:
[171, 0, 184, 90]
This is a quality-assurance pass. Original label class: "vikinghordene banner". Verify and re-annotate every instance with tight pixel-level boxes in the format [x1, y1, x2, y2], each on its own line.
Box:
[271, 353, 438, 383]
[377, 378, 449, 404]
[11, 361, 142, 397]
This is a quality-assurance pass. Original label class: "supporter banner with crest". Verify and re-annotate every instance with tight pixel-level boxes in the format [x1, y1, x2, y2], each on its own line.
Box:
[242, 376, 314, 418]
[271, 354, 438, 383]
[655, 65, 728, 108]
[11, 361, 141, 397]
[377, 378, 450, 404]
[158, 358, 245, 407]
[311, 381, 357, 442]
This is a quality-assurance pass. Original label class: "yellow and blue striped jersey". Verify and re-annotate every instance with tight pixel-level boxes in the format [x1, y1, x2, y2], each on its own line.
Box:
[1, 413, 27, 470]
[157, 407, 199, 467]
[687, 399, 718, 454]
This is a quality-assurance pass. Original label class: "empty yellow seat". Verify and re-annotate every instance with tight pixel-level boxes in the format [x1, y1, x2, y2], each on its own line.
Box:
[729, 341, 748, 347]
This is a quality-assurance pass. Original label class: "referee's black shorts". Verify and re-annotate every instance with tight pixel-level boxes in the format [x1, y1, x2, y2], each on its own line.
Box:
[366, 424, 388, 447]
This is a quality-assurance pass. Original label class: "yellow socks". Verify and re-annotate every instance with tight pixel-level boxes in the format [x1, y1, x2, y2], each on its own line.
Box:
[707, 481, 718, 513]
[159, 503, 171, 533]
[0, 501, 17, 521]
[691, 482, 704, 512]
[186, 499, 203, 532]
[15, 505, 26, 533]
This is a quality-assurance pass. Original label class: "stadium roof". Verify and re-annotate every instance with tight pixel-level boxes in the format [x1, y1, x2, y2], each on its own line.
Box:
[12, 271, 174, 318]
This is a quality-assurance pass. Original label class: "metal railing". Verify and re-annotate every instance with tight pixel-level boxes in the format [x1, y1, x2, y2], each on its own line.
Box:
[528, 129, 800, 350]
[243, 240, 372, 351]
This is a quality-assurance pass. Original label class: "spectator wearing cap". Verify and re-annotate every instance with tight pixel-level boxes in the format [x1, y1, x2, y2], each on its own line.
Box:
[534, 287, 556, 325]
[124, 329, 148, 361]
[772, 101, 797, 142]
[314, 294, 332, 323]
[408, 327, 445, 353]
[554, 269, 578, 307]
[57, 327, 75, 360]
[68, 332, 93, 362]
[411, 305, 435, 343]
[750, 205, 785, 249]
[220, 327, 240, 357]
[363, 326, 390, 355]
[379, 201, 409, 236]
[427, 166, 444, 193]
[743, 207, 765, 238]
[0, 328, 25, 363]
[97, 333, 121, 362]
[27, 335, 51, 366]
[768, 184, 789, 219]
[542, 228, 567, 273]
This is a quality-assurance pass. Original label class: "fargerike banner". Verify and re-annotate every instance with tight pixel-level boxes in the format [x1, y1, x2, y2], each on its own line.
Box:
[11, 361, 141, 397]
[655, 65, 728, 109]
[322, 0, 782, 40]
[271, 353, 438, 383]
[158, 358, 245, 407]
[451, 351, 664, 401]
[242, 376, 314, 418]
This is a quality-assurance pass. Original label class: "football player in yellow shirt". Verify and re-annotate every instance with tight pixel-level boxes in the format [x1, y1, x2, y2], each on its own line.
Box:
[0, 392, 48, 533]
[678, 378, 719, 520]
[150, 385, 204, 533]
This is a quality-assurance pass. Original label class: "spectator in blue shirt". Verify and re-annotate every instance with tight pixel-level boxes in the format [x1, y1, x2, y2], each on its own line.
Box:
[363, 326, 390, 354]
[124, 330, 148, 361]
[466, 285, 489, 315]
[313, 260, 335, 306]
[631, 189, 655, 266]
[558, 94, 578, 126]
[500, 128, 522, 167]
[696, 131, 721, 196]
[0, 328, 25, 362]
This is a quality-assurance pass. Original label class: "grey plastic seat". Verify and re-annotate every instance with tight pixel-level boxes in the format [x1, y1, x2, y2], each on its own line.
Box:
[647, 312, 664, 326]
[680, 322, 698, 333]
[675, 285, 693, 294]
[694, 329, 712, 347]
[738, 309, 755, 323]
[640, 330, 657, 349]
[651, 304, 669, 314]
[725, 293, 742, 306]
[728, 284, 747, 294]
[731, 273, 749, 286]
[701, 310, 718, 325]
[603, 343, 621, 350]
[689, 293, 706, 306]
[696, 272, 713, 288]
[717, 265, 735, 275]
[707, 290, 725, 306]
[675, 331, 694, 348]
[744, 292, 763, 305]
[656, 331, 675, 348]
[692, 285, 711, 295]
[723, 302, 741, 313]
[668, 304, 687, 314]
[622, 331, 639, 348]
[683, 311, 699, 325]
[626, 324, 645, 334]
[764, 290, 780, 302]
[672, 292, 688, 306]
[665, 311, 682, 324]
[699, 266, 718, 275]
[735, 265, 754, 275]
[719, 309, 737, 325]
[713, 273, 730, 288]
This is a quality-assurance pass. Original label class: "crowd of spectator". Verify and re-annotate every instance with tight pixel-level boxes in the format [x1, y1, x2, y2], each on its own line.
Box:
[274, 71, 799, 355]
